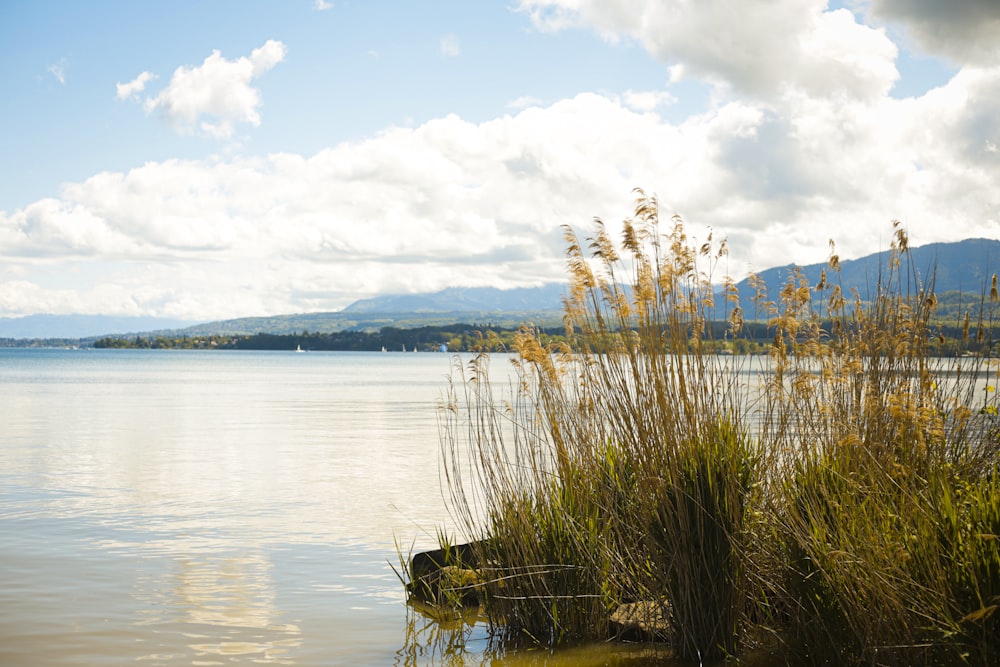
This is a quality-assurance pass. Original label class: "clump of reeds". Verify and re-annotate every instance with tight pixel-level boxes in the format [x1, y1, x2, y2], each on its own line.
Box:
[756, 222, 1000, 665]
[440, 190, 762, 660]
[438, 342, 621, 646]
[432, 193, 1000, 665]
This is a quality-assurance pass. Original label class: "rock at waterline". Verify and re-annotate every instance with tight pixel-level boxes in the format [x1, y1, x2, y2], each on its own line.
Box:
[609, 600, 672, 642]
[407, 541, 485, 607]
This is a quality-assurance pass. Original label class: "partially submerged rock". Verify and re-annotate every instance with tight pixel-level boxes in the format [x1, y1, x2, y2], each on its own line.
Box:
[409, 544, 674, 646]
[407, 541, 485, 608]
[609, 600, 671, 642]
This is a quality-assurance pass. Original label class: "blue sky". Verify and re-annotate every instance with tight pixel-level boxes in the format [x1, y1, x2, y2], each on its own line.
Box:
[1, 0, 998, 321]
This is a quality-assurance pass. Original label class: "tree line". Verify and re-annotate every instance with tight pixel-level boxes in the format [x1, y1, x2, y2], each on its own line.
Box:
[89, 319, 997, 356]
[91, 324, 569, 352]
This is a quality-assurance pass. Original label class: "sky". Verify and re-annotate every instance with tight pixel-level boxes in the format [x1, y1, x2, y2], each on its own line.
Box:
[1, 0, 998, 322]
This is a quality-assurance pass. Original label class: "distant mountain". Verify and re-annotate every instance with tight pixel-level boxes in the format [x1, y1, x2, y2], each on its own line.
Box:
[154, 285, 569, 337]
[733, 237, 1000, 318]
[4, 239, 997, 342]
[0, 314, 202, 340]
[182, 237, 996, 336]
[174, 308, 566, 337]
[342, 284, 567, 314]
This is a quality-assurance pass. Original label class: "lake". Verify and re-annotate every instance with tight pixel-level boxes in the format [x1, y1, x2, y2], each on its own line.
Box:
[0, 349, 500, 666]
[6, 347, 991, 665]
[1, 348, 680, 666]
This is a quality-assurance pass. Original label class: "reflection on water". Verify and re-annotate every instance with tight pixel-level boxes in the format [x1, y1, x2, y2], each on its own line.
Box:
[396, 603, 489, 666]
[395, 602, 677, 667]
[133, 550, 301, 664]
[12, 349, 931, 665]
[1, 349, 463, 548]
[0, 349, 468, 666]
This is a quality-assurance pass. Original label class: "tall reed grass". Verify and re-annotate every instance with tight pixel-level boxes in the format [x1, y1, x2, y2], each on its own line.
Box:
[765, 222, 1000, 665]
[433, 191, 999, 665]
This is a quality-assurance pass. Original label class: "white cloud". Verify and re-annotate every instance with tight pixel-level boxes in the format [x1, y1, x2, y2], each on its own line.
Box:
[115, 71, 157, 100]
[0, 280, 80, 315]
[516, 1, 898, 100]
[794, 8, 899, 100]
[141, 40, 287, 139]
[47, 58, 68, 85]
[314, 0, 333, 10]
[3, 58, 999, 319]
[440, 34, 460, 57]
[516, 0, 818, 95]
[0, 95, 665, 317]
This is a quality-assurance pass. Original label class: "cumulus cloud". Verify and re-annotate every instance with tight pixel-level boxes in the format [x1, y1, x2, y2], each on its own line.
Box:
[140, 40, 287, 139]
[2, 81, 999, 319]
[868, 0, 1000, 65]
[795, 9, 899, 99]
[5, 5, 1000, 319]
[516, 0, 898, 100]
[516, 0, 817, 94]
[115, 71, 157, 100]
[0, 96, 661, 317]
[0, 280, 81, 315]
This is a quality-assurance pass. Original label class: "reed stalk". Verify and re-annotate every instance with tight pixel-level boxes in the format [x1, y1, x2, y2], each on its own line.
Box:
[430, 193, 1000, 665]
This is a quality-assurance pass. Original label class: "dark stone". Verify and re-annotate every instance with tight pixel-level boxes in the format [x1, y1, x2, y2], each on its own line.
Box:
[410, 541, 482, 581]
[609, 600, 672, 642]
[408, 541, 487, 607]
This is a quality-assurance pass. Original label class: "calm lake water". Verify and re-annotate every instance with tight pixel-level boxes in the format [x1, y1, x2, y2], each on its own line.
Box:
[1, 349, 680, 666]
[5, 348, 992, 666]
[0, 349, 515, 666]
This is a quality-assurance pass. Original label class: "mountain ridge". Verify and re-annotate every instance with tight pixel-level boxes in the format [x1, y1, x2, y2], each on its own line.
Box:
[342, 283, 567, 314]
[733, 237, 1000, 317]
[3, 238, 998, 340]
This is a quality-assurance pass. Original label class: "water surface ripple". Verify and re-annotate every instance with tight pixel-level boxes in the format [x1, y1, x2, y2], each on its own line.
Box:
[0, 349, 474, 666]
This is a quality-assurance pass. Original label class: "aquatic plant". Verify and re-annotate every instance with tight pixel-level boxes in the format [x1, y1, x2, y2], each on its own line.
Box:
[426, 192, 1000, 665]
[437, 191, 761, 659]
[766, 223, 1000, 665]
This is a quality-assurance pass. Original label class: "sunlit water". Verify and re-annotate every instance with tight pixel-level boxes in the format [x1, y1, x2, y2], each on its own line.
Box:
[5, 348, 995, 666]
[0, 349, 520, 666]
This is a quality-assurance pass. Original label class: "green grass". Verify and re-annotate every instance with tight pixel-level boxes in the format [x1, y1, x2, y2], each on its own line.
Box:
[423, 192, 1000, 665]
